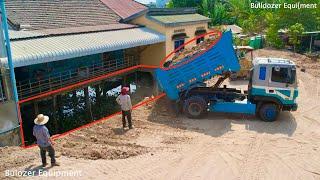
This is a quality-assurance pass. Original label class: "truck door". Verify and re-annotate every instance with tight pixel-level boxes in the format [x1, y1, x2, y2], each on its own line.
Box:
[268, 66, 296, 101]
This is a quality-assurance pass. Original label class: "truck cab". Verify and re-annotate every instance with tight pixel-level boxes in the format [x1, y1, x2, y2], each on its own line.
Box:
[248, 58, 298, 121]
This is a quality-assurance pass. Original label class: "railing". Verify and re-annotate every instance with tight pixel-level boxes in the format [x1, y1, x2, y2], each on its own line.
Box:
[17, 56, 138, 100]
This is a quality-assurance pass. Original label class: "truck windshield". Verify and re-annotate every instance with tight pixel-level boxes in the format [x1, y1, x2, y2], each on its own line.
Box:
[271, 67, 296, 84]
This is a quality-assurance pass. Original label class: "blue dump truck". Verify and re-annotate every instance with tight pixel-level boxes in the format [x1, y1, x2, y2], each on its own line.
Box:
[155, 31, 298, 122]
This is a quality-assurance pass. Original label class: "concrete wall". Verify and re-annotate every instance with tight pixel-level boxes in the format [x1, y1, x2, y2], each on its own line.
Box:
[0, 128, 20, 146]
[0, 101, 19, 133]
[0, 69, 19, 140]
[0, 100, 20, 146]
[140, 42, 166, 66]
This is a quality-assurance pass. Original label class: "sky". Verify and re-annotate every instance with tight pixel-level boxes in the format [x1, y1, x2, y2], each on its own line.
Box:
[135, 0, 156, 4]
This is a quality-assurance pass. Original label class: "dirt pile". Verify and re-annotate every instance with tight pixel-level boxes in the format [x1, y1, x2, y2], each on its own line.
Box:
[0, 96, 190, 179]
[55, 123, 150, 160]
[0, 146, 37, 175]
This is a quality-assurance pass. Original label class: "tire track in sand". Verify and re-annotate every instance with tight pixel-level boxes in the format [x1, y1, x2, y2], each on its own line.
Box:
[238, 122, 274, 180]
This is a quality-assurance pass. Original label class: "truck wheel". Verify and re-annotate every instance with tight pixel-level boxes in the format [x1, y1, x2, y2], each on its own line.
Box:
[184, 96, 207, 119]
[259, 103, 279, 122]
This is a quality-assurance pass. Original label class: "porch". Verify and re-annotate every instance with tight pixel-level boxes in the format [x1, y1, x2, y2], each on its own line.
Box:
[0, 27, 165, 100]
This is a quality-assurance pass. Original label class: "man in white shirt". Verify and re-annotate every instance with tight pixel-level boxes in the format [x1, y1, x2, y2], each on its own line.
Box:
[116, 87, 133, 129]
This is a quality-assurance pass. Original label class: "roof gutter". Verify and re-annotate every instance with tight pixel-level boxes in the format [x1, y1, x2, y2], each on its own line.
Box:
[147, 15, 210, 27]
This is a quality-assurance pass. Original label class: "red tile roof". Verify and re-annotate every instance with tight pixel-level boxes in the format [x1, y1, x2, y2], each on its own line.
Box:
[100, 0, 147, 20]
[5, 0, 121, 30]
[10, 24, 138, 40]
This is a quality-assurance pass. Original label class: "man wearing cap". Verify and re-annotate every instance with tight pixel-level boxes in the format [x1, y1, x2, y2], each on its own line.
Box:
[116, 87, 133, 130]
[33, 114, 59, 167]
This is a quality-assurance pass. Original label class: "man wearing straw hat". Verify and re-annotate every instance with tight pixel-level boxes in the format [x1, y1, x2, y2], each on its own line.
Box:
[116, 87, 133, 130]
[33, 114, 59, 167]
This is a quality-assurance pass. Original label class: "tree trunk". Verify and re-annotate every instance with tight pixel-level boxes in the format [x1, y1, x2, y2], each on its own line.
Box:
[95, 84, 101, 103]
[56, 94, 63, 132]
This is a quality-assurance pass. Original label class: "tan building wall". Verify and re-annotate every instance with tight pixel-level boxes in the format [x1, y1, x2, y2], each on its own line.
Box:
[130, 14, 209, 66]
[140, 42, 166, 66]
[164, 23, 209, 55]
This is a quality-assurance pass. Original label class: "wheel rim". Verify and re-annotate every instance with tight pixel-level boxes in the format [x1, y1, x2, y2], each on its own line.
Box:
[265, 107, 276, 120]
[188, 103, 202, 116]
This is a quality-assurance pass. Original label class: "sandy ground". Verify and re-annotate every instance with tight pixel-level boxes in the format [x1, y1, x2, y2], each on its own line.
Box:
[1, 49, 320, 180]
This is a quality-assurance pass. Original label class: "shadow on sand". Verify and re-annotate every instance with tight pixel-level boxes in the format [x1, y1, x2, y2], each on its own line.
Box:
[112, 128, 129, 135]
[23, 164, 53, 176]
[147, 97, 297, 137]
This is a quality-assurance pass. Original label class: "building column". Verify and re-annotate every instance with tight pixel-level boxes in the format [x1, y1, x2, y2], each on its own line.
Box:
[0, 18, 6, 58]
[34, 101, 39, 115]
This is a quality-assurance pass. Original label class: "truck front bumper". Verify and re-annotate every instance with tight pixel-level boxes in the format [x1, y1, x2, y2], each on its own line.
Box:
[283, 103, 298, 111]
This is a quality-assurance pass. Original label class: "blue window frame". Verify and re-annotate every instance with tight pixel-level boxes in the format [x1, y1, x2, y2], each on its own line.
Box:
[259, 67, 266, 80]
[174, 39, 185, 51]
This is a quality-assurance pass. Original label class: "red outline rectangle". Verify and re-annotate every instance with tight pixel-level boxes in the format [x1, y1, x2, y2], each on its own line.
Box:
[18, 65, 163, 149]
[23, 93, 165, 149]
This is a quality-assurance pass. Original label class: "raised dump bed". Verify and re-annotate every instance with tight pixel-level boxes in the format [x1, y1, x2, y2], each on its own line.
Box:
[155, 31, 240, 100]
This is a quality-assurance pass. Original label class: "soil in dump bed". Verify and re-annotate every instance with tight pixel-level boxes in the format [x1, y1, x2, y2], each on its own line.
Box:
[165, 35, 220, 67]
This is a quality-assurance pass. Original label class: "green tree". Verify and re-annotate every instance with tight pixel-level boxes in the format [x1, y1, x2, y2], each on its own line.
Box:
[166, 0, 200, 8]
[199, 0, 233, 25]
[288, 23, 304, 53]
[265, 11, 283, 48]
[167, 0, 320, 51]
[275, 0, 320, 32]
[266, 24, 284, 49]
[166, 0, 174, 8]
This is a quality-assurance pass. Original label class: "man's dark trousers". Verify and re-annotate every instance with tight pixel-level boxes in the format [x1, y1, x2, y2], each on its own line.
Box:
[39, 145, 56, 165]
[122, 110, 132, 128]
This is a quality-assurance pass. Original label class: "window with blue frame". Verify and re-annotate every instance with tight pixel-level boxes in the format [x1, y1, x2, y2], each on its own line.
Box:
[174, 39, 185, 51]
[259, 67, 266, 80]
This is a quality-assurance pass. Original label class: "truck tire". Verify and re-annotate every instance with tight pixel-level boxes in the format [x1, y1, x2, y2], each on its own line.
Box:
[183, 96, 208, 119]
[258, 103, 279, 122]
